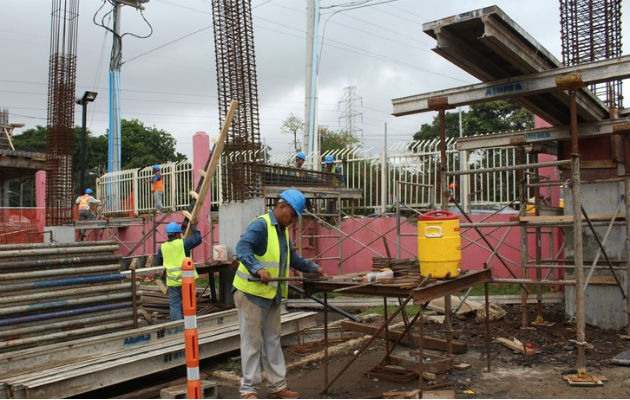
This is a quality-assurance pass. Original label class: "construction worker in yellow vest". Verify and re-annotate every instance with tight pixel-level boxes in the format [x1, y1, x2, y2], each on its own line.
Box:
[75, 188, 101, 220]
[156, 219, 201, 320]
[233, 189, 327, 399]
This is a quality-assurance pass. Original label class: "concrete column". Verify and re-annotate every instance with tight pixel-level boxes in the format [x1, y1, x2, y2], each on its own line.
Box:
[192, 131, 211, 262]
[35, 170, 46, 234]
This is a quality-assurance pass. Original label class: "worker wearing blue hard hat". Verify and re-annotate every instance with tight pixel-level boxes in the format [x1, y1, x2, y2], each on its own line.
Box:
[156, 218, 202, 321]
[232, 188, 327, 399]
[295, 152, 306, 169]
[150, 164, 165, 213]
[75, 188, 102, 240]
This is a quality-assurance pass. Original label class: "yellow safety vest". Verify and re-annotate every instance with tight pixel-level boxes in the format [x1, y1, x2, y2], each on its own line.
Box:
[78, 194, 91, 211]
[232, 213, 291, 299]
[162, 238, 198, 287]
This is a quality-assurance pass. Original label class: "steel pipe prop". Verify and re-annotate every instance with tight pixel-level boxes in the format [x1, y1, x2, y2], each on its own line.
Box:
[460, 220, 625, 228]
[0, 282, 130, 305]
[491, 278, 576, 285]
[0, 241, 116, 251]
[0, 265, 121, 281]
[0, 292, 132, 317]
[0, 310, 133, 339]
[0, 320, 137, 350]
[0, 255, 121, 270]
[0, 245, 119, 259]
[444, 160, 571, 176]
[0, 273, 125, 292]
[0, 301, 132, 327]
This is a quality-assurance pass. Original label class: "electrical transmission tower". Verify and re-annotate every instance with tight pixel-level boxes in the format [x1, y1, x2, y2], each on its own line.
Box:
[560, 0, 623, 108]
[212, 0, 262, 203]
[338, 86, 363, 144]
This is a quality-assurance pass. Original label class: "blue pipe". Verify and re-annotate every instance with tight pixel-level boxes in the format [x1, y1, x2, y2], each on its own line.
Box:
[0, 274, 125, 292]
[0, 301, 132, 327]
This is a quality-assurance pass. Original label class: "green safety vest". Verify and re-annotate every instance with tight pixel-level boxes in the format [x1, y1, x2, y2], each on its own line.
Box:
[162, 238, 198, 287]
[232, 213, 291, 299]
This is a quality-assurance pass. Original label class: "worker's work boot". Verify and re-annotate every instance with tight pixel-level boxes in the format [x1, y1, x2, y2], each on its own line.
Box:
[240, 393, 257, 399]
[268, 387, 299, 399]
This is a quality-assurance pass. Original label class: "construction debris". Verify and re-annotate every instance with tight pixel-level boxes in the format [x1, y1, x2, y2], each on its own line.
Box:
[383, 388, 420, 399]
[475, 303, 507, 322]
[495, 337, 537, 356]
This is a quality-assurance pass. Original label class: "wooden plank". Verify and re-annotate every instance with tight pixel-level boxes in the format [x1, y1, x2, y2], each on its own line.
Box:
[495, 337, 536, 356]
[340, 320, 467, 353]
[389, 354, 452, 375]
[184, 100, 238, 238]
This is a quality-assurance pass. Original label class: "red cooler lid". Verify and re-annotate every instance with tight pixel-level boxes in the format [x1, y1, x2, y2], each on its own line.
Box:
[418, 210, 459, 221]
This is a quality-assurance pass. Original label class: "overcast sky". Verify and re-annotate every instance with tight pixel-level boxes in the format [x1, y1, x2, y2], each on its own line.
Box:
[1, 0, 628, 159]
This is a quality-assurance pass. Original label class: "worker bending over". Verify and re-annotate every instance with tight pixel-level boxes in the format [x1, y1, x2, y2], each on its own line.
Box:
[75, 188, 101, 220]
[233, 189, 326, 399]
[156, 220, 201, 321]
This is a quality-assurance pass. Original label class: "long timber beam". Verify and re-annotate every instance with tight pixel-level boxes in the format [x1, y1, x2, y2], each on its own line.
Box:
[2, 312, 316, 398]
[455, 119, 630, 151]
[392, 56, 630, 117]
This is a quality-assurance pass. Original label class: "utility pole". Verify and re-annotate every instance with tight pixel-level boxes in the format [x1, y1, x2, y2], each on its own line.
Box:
[304, 0, 320, 170]
[105, 0, 148, 173]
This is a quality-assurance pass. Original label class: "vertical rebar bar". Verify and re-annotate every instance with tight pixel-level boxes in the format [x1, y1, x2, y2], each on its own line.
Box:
[46, 0, 79, 226]
[212, 0, 262, 203]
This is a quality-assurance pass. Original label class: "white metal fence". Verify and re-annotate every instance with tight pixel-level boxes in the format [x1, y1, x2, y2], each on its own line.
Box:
[96, 139, 532, 216]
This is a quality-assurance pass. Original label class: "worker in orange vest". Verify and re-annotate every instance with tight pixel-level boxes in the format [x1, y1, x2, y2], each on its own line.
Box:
[151, 164, 165, 213]
[75, 188, 101, 220]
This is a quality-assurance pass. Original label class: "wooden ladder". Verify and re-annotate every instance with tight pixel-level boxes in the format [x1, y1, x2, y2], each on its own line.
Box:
[181, 100, 238, 238]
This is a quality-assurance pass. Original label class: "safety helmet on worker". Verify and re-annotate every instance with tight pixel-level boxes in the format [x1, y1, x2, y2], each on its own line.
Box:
[279, 189, 306, 217]
[153, 164, 160, 171]
[165, 222, 182, 234]
[295, 152, 306, 160]
[85, 188, 93, 195]
[325, 154, 334, 164]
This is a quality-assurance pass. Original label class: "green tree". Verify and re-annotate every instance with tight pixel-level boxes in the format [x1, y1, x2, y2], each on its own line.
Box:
[10, 120, 186, 198]
[412, 100, 534, 141]
[280, 113, 304, 153]
[120, 119, 186, 168]
[319, 127, 359, 154]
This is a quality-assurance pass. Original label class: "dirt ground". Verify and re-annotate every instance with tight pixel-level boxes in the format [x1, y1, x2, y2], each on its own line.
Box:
[214, 303, 630, 399]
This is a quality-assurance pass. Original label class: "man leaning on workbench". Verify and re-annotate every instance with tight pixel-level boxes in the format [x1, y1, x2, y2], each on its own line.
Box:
[232, 188, 327, 399]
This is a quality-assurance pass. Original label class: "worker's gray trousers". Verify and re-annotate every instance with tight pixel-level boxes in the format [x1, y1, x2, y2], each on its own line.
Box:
[234, 290, 287, 395]
[154, 190, 164, 212]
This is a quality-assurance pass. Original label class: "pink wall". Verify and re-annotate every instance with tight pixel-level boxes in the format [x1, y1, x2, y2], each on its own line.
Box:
[294, 213, 563, 280]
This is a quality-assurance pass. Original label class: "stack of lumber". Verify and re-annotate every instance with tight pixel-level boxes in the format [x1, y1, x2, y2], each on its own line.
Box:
[0, 241, 139, 353]
[0, 307, 316, 398]
[372, 257, 420, 277]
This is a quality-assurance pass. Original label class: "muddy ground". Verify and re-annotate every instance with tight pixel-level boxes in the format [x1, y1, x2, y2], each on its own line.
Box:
[214, 303, 630, 399]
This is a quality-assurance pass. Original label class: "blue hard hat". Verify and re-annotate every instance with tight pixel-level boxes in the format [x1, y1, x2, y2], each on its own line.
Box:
[279, 189, 306, 217]
[85, 188, 93, 195]
[325, 154, 334, 164]
[295, 152, 306, 160]
[165, 222, 182, 234]
[153, 164, 160, 171]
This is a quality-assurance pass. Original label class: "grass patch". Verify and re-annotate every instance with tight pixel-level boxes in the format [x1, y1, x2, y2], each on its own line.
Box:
[213, 359, 241, 372]
[359, 305, 421, 317]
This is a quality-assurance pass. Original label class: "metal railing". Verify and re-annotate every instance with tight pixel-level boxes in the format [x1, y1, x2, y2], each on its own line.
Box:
[96, 138, 535, 216]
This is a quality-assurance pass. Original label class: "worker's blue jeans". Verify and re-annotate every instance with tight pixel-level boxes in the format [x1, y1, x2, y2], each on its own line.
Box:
[168, 286, 183, 321]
